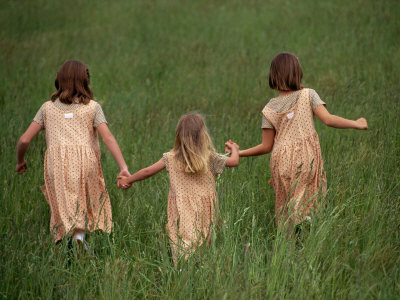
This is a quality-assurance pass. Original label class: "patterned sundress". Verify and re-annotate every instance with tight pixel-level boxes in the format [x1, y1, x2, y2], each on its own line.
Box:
[262, 89, 327, 224]
[41, 100, 112, 241]
[162, 151, 227, 264]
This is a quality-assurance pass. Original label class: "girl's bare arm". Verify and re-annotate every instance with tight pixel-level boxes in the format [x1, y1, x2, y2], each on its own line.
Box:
[16, 122, 42, 173]
[314, 105, 368, 129]
[239, 128, 275, 157]
[97, 123, 129, 172]
[118, 158, 165, 187]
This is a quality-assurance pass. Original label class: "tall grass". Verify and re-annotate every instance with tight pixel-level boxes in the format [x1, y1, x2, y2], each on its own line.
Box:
[1, 0, 399, 298]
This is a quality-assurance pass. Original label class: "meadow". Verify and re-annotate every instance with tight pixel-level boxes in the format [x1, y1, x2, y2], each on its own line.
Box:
[1, 0, 399, 298]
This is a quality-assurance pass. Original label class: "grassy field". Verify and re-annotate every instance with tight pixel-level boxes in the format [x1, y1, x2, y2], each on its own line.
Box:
[1, 0, 399, 298]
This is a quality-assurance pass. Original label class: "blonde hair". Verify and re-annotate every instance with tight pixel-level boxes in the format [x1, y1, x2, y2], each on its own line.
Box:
[173, 113, 216, 174]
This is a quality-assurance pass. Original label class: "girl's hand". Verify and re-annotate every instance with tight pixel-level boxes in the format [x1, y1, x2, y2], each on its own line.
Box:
[117, 169, 131, 189]
[16, 160, 27, 174]
[224, 143, 232, 153]
[231, 141, 240, 150]
[225, 140, 239, 153]
[355, 118, 368, 130]
[225, 140, 240, 167]
[117, 175, 131, 189]
[225, 140, 233, 153]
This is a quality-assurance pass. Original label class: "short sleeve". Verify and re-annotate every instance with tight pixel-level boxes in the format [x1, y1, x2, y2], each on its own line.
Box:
[93, 103, 108, 127]
[261, 114, 273, 129]
[33, 103, 46, 129]
[309, 89, 326, 111]
[163, 153, 170, 172]
[210, 153, 228, 176]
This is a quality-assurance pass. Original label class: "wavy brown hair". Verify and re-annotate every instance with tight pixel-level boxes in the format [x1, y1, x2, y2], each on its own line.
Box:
[269, 52, 303, 92]
[51, 60, 93, 104]
[173, 113, 216, 174]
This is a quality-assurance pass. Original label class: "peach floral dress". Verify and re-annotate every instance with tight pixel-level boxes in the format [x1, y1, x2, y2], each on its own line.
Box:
[40, 100, 112, 242]
[262, 89, 327, 224]
[162, 151, 227, 263]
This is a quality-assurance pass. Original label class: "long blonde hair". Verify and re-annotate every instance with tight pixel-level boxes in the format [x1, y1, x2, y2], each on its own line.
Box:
[173, 113, 216, 174]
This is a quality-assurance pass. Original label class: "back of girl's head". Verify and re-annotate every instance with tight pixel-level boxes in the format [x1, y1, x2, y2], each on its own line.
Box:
[51, 60, 93, 104]
[269, 52, 303, 91]
[173, 113, 216, 174]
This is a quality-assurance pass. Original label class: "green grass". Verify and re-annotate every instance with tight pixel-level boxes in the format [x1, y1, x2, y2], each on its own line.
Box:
[1, 0, 399, 298]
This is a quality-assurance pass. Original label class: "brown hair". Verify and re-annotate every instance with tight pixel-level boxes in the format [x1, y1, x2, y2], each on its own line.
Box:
[173, 113, 216, 174]
[51, 60, 93, 104]
[269, 52, 303, 91]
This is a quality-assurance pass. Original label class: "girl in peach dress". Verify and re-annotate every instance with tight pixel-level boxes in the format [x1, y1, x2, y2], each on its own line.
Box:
[236, 52, 368, 227]
[16, 60, 130, 248]
[118, 113, 239, 265]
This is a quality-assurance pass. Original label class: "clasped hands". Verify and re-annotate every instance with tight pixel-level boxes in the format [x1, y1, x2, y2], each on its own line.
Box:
[224, 140, 239, 153]
[117, 169, 131, 189]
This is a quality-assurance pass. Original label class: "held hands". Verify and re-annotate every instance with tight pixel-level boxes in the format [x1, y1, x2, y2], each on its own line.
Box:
[117, 169, 132, 189]
[224, 140, 240, 154]
[15, 160, 28, 174]
[224, 140, 240, 167]
[355, 118, 368, 130]
[117, 175, 131, 189]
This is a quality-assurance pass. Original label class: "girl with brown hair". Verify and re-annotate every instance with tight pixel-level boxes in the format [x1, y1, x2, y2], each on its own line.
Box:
[16, 60, 130, 248]
[118, 113, 239, 265]
[235, 52, 368, 227]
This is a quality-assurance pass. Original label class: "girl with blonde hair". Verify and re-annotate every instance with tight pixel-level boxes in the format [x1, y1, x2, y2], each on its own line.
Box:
[118, 113, 239, 264]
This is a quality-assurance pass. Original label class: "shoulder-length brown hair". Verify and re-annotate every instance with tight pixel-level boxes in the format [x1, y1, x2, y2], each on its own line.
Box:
[51, 60, 93, 104]
[269, 52, 303, 91]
